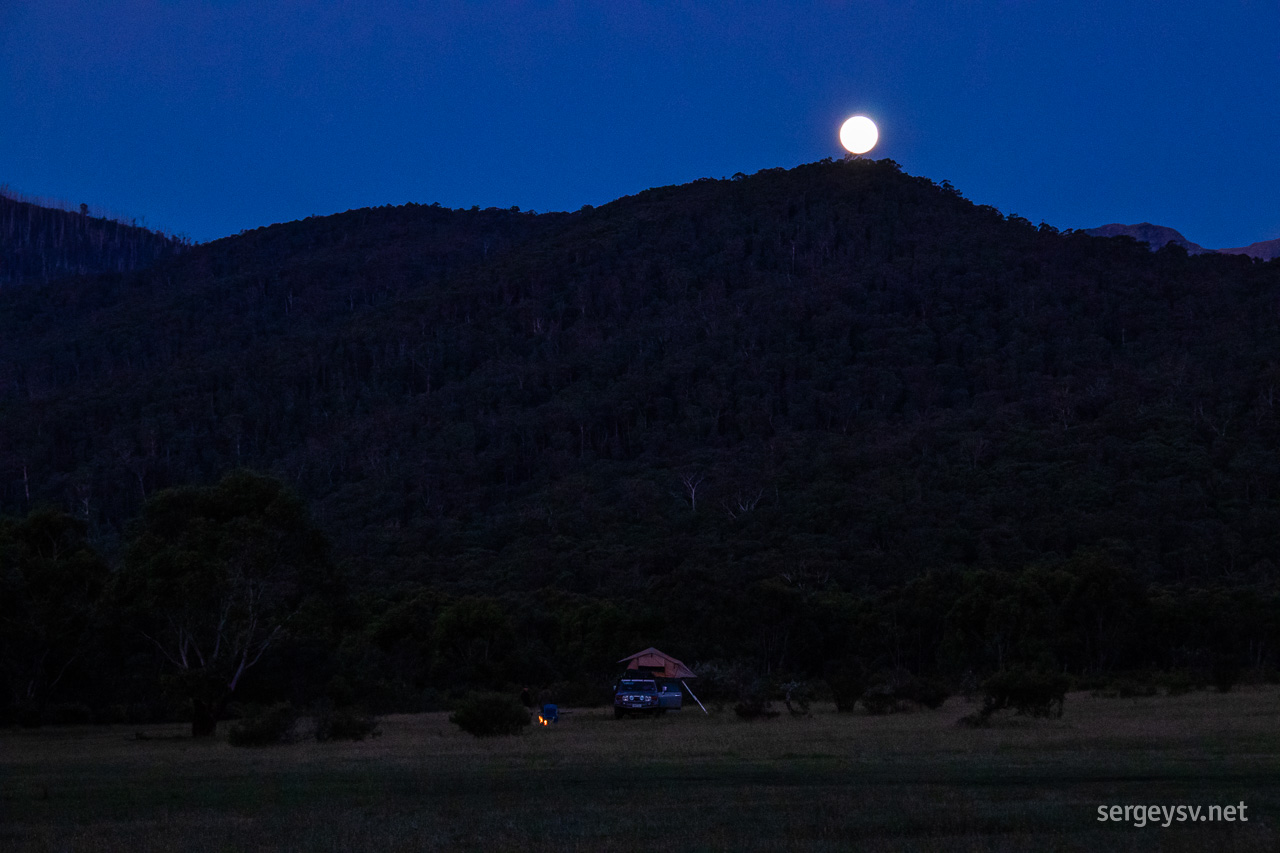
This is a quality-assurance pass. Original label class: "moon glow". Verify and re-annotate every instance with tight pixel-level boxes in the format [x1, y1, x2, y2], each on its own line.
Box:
[839, 116, 879, 155]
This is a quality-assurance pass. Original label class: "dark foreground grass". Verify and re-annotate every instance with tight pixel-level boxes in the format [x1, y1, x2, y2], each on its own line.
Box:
[3, 688, 1280, 851]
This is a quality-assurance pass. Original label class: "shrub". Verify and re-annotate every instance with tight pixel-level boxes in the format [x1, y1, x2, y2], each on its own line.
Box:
[16, 704, 43, 728]
[896, 676, 951, 709]
[315, 705, 380, 742]
[93, 705, 128, 725]
[955, 711, 990, 729]
[1211, 655, 1241, 693]
[449, 692, 530, 737]
[694, 660, 760, 705]
[733, 680, 780, 720]
[15, 703, 96, 727]
[733, 696, 780, 720]
[1105, 679, 1157, 698]
[44, 703, 96, 725]
[860, 685, 899, 715]
[125, 701, 174, 724]
[824, 660, 868, 713]
[780, 681, 813, 716]
[1071, 673, 1112, 693]
[981, 669, 1069, 719]
[227, 703, 299, 746]
[1163, 671, 1197, 696]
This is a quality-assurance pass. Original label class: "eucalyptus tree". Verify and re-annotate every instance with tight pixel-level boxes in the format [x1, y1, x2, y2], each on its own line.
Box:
[117, 471, 333, 736]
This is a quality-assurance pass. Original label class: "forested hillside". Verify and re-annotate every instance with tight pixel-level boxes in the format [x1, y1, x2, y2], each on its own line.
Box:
[0, 191, 187, 286]
[3, 160, 1280, 592]
[6, 159, 1280, 723]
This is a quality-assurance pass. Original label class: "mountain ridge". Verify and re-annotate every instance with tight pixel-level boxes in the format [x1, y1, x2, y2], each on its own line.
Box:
[1083, 221, 1279, 259]
[1219, 236, 1280, 261]
[1082, 222, 1207, 254]
[2, 160, 1279, 593]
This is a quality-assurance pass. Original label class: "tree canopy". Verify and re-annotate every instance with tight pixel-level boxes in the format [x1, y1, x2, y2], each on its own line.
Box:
[0, 509, 108, 714]
[116, 471, 333, 735]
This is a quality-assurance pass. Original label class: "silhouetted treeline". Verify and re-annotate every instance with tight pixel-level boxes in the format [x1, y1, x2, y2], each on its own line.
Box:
[1, 160, 1279, 596]
[0, 192, 187, 287]
[2, 495, 1276, 727]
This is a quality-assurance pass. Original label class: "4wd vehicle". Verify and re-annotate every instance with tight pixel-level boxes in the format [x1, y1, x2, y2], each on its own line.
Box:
[614, 677, 660, 718]
[614, 677, 683, 718]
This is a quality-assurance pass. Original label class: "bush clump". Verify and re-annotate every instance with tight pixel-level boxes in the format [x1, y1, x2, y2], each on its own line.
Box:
[11, 702, 97, 728]
[15, 704, 43, 728]
[1092, 678, 1158, 699]
[733, 696, 781, 720]
[315, 705, 380, 742]
[1211, 655, 1241, 693]
[1163, 670, 1198, 696]
[895, 675, 951, 710]
[227, 703, 299, 746]
[857, 672, 951, 714]
[981, 669, 1069, 719]
[449, 692, 530, 737]
[824, 660, 868, 713]
[692, 660, 760, 710]
[41, 703, 96, 726]
[955, 711, 990, 728]
[860, 685, 900, 715]
[733, 680, 780, 720]
[780, 681, 814, 716]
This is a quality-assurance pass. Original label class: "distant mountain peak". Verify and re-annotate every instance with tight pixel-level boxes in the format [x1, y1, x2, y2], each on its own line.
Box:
[1218, 237, 1280, 261]
[1082, 223, 1208, 255]
[1084, 222, 1279, 261]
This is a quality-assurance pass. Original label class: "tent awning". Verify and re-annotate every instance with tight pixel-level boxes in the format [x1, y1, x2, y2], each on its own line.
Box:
[617, 647, 696, 679]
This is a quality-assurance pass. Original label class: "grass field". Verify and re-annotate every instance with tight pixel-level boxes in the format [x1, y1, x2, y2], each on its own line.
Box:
[3, 689, 1280, 851]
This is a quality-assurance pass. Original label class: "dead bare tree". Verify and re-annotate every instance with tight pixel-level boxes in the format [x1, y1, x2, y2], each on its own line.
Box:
[679, 471, 705, 512]
[723, 489, 763, 519]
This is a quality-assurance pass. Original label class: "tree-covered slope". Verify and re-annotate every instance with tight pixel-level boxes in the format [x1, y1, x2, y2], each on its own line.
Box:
[0, 192, 186, 286]
[3, 160, 1279, 593]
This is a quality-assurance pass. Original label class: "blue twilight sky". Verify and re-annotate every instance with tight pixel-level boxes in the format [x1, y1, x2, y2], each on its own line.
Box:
[2, 0, 1277, 248]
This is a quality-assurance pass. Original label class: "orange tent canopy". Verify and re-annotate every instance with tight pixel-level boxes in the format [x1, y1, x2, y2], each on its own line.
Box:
[617, 647, 696, 679]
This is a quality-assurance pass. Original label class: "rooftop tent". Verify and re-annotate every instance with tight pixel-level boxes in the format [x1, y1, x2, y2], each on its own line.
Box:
[617, 647, 707, 714]
[618, 647, 696, 680]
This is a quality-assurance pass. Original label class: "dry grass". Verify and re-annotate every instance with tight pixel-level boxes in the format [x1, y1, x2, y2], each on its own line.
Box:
[4, 689, 1280, 851]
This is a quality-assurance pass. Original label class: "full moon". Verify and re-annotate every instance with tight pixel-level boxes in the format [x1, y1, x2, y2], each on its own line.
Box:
[839, 116, 878, 155]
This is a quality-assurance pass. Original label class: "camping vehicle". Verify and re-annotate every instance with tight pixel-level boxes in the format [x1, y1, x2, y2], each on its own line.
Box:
[613, 676, 662, 718]
[612, 677, 684, 718]
[613, 647, 706, 719]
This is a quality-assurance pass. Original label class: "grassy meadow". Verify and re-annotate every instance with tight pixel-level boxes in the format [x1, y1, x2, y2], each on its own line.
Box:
[3, 689, 1280, 852]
